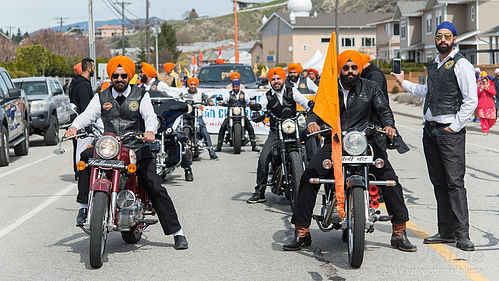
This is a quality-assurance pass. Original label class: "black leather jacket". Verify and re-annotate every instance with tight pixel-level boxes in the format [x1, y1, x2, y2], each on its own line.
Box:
[307, 78, 394, 131]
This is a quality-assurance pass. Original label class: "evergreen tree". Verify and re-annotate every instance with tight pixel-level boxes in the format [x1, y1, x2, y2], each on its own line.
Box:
[157, 22, 181, 62]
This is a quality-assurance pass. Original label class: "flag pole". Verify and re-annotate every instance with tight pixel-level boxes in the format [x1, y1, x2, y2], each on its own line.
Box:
[234, 0, 239, 63]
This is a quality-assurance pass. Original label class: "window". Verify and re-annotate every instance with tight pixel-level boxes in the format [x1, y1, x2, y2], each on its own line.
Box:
[393, 23, 400, 36]
[303, 44, 308, 52]
[384, 23, 390, 34]
[471, 5, 475, 21]
[394, 49, 400, 58]
[0, 76, 7, 98]
[435, 10, 442, 26]
[341, 37, 355, 47]
[426, 14, 432, 33]
[362, 37, 376, 47]
[400, 22, 406, 39]
[321, 37, 330, 43]
[1, 72, 13, 89]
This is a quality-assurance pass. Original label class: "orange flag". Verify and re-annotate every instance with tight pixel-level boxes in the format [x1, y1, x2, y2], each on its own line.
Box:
[313, 31, 345, 218]
[191, 55, 197, 65]
[199, 51, 204, 66]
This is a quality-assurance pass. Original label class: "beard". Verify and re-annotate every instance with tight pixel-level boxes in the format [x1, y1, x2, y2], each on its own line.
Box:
[340, 73, 360, 88]
[89, 70, 95, 77]
[271, 81, 283, 92]
[113, 81, 128, 93]
[289, 75, 298, 83]
[140, 74, 148, 83]
[436, 42, 452, 54]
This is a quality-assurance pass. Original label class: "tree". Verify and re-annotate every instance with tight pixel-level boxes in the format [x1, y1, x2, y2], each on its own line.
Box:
[0, 37, 16, 62]
[188, 9, 199, 21]
[15, 45, 51, 76]
[157, 22, 181, 63]
[46, 54, 69, 77]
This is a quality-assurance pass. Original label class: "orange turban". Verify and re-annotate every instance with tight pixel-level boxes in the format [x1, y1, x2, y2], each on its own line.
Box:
[337, 50, 364, 74]
[308, 68, 319, 78]
[230, 72, 241, 81]
[163, 62, 175, 72]
[140, 62, 158, 78]
[100, 81, 110, 92]
[73, 63, 82, 75]
[268, 67, 286, 81]
[287, 63, 303, 74]
[359, 53, 371, 67]
[187, 77, 199, 86]
[107, 56, 135, 80]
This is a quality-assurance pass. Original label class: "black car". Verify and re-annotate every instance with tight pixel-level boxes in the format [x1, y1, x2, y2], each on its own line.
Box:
[0, 68, 30, 166]
[197, 64, 259, 89]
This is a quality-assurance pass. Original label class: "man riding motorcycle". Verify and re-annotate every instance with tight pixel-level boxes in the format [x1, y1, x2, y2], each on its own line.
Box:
[283, 51, 416, 253]
[247, 67, 311, 203]
[216, 79, 259, 152]
[65, 56, 188, 250]
[286, 63, 318, 95]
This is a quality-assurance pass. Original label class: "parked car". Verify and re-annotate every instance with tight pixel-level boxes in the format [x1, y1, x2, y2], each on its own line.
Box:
[0, 68, 30, 166]
[13, 77, 71, 145]
[197, 64, 260, 89]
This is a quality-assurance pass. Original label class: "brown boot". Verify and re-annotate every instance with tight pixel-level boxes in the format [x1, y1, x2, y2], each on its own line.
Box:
[390, 222, 417, 252]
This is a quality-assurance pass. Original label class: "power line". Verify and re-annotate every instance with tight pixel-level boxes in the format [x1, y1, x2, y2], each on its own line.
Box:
[101, 0, 122, 18]
[114, 1, 131, 55]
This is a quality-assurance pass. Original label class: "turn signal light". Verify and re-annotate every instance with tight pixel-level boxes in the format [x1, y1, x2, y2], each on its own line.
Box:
[200, 106, 204, 110]
[127, 164, 137, 173]
[370, 200, 380, 209]
[76, 161, 86, 171]
[369, 185, 378, 195]
[264, 118, 270, 124]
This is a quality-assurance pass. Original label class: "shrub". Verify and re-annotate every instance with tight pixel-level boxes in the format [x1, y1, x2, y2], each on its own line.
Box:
[7, 70, 17, 79]
[14, 70, 31, 78]
[392, 85, 399, 94]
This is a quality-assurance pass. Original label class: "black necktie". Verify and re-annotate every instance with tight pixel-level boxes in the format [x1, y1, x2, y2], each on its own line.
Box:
[116, 94, 126, 106]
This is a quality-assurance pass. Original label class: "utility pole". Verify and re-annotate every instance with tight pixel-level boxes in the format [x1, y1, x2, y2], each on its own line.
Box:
[55, 17, 68, 33]
[145, 0, 150, 61]
[154, 23, 160, 71]
[275, 17, 280, 67]
[5, 25, 16, 39]
[88, 0, 97, 87]
[335, 0, 339, 51]
[115, 1, 130, 55]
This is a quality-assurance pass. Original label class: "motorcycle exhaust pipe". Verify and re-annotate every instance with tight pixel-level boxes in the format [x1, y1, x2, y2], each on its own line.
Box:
[369, 185, 378, 196]
[370, 200, 380, 209]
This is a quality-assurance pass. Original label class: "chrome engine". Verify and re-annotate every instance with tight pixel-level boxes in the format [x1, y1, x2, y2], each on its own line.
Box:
[116, 189, 143, 231]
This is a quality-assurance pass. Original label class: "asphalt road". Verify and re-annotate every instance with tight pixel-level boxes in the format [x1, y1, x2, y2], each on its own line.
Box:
[0, 111, 497, 281]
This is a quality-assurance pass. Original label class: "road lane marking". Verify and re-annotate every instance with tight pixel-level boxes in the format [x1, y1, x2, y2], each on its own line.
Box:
[0, 154, 56, 179]
[0, 183, 74, 240]
[380, 203, 489, 281]
[395, 123, 499, 153]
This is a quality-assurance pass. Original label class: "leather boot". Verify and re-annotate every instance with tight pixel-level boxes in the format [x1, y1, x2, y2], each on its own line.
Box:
[390, 222, 417, 252]
[283, 226, 311, 251]
[251, 141, 259, 152]
[184, 168, 194, 181]
[215, 142, 222, 152]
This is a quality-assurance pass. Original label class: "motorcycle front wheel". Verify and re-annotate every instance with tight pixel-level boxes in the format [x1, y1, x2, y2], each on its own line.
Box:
[233, 123, 242, 154]
[347, 186, 366, 268]
[288, 151, 304, 212]
[89, 191, 109, 268]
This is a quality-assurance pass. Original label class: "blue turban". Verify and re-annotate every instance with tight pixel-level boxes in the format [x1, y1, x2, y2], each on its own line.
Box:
[435, 21, 457, 36]
[232, 80, 241, 86]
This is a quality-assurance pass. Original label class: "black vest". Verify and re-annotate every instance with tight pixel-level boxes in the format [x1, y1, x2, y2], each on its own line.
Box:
[265, 86, 296, 130]
[227, 90, 247, 107]
[99, 86, 146, 150]
[424, 52, 465, 116]
[296, 76, 312, 95]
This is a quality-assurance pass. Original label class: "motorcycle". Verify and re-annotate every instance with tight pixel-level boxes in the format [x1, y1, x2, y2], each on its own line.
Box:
[251, 104, 306, 211]
[57, 131, 158, 268]
[216, 96, 251, 154]
[307, 125, 397, 268]
[150, 93, 190, 178]
[181, 100, 206, 159]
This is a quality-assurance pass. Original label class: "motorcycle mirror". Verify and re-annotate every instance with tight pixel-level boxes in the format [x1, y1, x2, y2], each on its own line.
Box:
[250, 103, 262, 111]
[66, 103, 77, 114]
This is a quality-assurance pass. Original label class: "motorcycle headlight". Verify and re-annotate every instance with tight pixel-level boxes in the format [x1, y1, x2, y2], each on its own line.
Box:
[30, 100, 47, 111]
[95, 135, 120, 159]
[343, 131, 367, 156]
[232, 107, 242, 116]
[297, 114, 306, 127]
[129, 149, 137, 165]
[282, 119, 297, 134]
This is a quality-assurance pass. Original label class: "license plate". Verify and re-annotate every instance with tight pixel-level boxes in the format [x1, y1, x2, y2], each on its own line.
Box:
[88, 158, 126, 169]
[342, 155, 373, 163]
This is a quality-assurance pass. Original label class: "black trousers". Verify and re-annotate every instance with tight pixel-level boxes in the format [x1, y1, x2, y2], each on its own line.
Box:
[291, 141, 410, 228]
[197, 117, 215, 157]
[217, 117, 256, 147]
[255, 131, 280, 191]
[76, 147, 182, 235]
[422, 124, 469, 238]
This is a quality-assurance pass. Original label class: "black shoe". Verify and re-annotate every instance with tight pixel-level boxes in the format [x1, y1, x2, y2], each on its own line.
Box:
[423, 233, 456, 244]
[247, 192, 266, 203]
[185, 169, 194, 181]
[391, 230, 417, 252]
[76, 208, 87, 227]
[456, 237, 475, 251]
[283, 232, 312, 251]
[252, 146, 260, 152]
[215, 146, 222, 152]
[174, 235, 188, 250]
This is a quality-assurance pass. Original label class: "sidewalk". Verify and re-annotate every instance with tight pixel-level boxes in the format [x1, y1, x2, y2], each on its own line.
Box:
[389, 100, 499, 136]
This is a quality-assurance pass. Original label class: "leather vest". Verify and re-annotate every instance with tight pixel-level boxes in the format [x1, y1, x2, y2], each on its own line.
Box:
[99, 86, 146, 150]
[148, 79, 160, 91]
[227, 90, 246, 107]
[424, 52, 465, 116]
[296, 76, 312, 95]
[265, 86, 296, 130]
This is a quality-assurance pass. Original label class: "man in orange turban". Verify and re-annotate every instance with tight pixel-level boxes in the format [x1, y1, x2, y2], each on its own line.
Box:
[65, 55, 189, 250]
[159, 62, 177, 87]
[225, 72, 246, 89]
[246, 66, 311, 204]
[287, 62, 318, 95]
[286, 50, 417, 252]
[307, 68, 319, 86]
[139, 62, 170, 92]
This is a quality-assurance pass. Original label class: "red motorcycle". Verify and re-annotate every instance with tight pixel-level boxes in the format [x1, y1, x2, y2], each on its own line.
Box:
[59, 131, 158, 268]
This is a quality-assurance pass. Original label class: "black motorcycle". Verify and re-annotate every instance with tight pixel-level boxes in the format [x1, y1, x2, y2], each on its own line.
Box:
[251, 104, 306, 211]
[216, 96, 251, 154]
[181, 100, 205, 159]
[307, 124, 398, 268]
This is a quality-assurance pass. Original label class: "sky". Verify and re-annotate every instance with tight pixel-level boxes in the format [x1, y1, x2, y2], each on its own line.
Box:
[0, 0, 254, 33]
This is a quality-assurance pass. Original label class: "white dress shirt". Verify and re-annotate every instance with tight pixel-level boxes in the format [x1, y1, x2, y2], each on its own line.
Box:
[401, 48, 478, 132]
[292, 77, 319, 94]
[71, 85, 158, 134]
[339, 82, 350, 108]
[259, 86, 310, 110]
[144, 77, 170, 92]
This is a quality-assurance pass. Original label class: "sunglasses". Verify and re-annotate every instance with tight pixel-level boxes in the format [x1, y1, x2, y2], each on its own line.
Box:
[342, 65, 358, 71]
[111, 73, 128, 79]
[435, 33, 453, 41]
